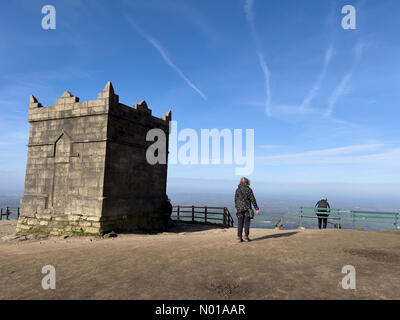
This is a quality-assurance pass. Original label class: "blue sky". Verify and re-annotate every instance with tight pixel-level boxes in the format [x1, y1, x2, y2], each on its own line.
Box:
[1, 0, 400, 196]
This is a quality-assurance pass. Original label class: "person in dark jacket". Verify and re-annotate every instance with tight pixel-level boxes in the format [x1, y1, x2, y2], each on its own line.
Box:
[315, 197, 330, 229]
[160, 196, 173, 231]
[234, 177, 259, 242]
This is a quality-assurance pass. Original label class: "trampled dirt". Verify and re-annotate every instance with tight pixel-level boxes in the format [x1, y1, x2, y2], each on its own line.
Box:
[1, 220, 399, 299]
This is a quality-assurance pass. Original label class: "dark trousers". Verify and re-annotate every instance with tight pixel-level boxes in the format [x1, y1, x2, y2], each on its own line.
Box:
[237, 212, 251, 238]
[317, 214, 328, 229]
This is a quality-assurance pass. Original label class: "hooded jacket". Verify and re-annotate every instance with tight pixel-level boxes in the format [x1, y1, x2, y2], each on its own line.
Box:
[234, 183, 259, 213]
[315, 199, 330, 215]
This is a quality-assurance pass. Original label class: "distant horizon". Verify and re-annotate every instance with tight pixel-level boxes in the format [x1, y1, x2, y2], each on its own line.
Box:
[2, 177, 399, 211]
[3, 177, 400, 198]
[2, 190, 398, 231]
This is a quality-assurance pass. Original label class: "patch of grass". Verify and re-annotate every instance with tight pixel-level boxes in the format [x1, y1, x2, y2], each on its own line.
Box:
[17, 226, 99, 237]
[16, 226, 49, 236]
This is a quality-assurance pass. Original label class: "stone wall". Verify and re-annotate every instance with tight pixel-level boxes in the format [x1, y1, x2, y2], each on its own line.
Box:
[17, 82, 171, 235]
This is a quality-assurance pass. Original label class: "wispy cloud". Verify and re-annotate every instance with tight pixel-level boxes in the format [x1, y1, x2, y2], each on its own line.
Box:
[244, 0, 272, 117]
[258, 145, 282, 149]
[353, 40, 366, 62]
[166, 1, 220, 44]
[257, 52, 272, 117]
[260, 144, 383, 159]
[0, 130, 28, 146]
[244, 0, 257, 41]
[125, 16, 207, 101]
[257, 143, 400, 166]
[243, 3, 366, 121]
[300, 44, 334, 112]
[325, 40, 366, 116]
[326, 73, 352, 117]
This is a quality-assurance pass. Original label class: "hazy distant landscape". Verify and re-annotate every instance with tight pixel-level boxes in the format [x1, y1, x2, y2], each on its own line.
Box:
[0, 196, 20, 219]
[0, 196, 20, 207]
[2, 189, 399, 231]
[168, 191, 400, 231]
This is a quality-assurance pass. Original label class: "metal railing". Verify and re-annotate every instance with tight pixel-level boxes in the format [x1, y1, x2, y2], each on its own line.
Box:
[0, 206, 20, 220]
[172, 205, 234, 228]
[299, 207, 400, 230]
[298, 207, 342, 229]
[350, 210, 399, 230]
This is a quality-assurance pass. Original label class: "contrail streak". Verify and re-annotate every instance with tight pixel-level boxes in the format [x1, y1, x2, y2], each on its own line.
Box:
[257, 52, 272, 117]
[325, 41, 365, 116]
[244, 0, 272, 117]
[300, 44, 334, 112]
[126, 16, 207, 101]
[326, 73, 352, 117]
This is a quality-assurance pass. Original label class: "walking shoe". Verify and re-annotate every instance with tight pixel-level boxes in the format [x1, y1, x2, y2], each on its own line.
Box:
[237, 237, 243, 243]
[244, 237, 251, 242]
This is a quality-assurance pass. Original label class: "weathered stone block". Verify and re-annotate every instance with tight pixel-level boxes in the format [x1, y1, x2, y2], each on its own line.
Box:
[17, 82, 171, 236]
[83, 227, 99, 234]
[27, 218, 38, 226]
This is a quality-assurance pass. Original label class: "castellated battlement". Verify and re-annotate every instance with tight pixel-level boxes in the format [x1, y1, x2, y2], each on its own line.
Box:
[28, 82, 171, 125]
[17, 82, 172, 236]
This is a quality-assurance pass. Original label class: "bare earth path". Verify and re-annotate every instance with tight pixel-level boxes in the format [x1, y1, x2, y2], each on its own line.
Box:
[0, 220, 399, 300]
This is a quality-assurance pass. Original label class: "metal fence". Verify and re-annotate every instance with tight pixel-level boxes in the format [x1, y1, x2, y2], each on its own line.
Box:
[172, 205, 234, 228]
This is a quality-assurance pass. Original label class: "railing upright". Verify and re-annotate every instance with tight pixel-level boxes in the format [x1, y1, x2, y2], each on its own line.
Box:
[171, 205, 234, 228]
[6, 206, 9, 220]
[223, 208, 227, 227]
[299, 207, 303, 228]
[228, 208, 234, 227]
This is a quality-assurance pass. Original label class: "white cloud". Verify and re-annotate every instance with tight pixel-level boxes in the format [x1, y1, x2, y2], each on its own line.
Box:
[257, 52, 272, 117]
[258, 145, 282, 149]
[125, 16, 207, 101]
[353, 40, 365, 62]
[0, 131, 28, 145]
[244, 0, 272, 117]
[326, 72, 352, 117]
[257, 143, 400, 166]
[300, 44, 334, 112]
[244, 0, 257, 40]
[325, 40, 366, 116]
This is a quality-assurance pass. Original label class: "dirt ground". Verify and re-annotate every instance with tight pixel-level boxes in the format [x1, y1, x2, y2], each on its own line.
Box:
[0, 220, 399, 300]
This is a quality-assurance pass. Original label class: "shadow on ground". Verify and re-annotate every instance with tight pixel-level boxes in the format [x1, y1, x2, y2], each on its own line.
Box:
[117, 221, 223, 236]
[252, 231, 298, 242]
[163, 221, 223, 233]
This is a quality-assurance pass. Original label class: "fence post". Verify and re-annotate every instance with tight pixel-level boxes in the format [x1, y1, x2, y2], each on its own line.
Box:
[6, 206, 9, 220]
[204, 206, 207, 224]
[223, 208, 227, 227]
[177, 206, 180, 221]
[299, 207, 303, 228]
[228, 208, 233, 227]
[394, 213, 398, 230]
[0, 208, 2, 220]
[192, 206, 194, 222]
[18, 207, 20, 218]
[227, 208, 231, 227]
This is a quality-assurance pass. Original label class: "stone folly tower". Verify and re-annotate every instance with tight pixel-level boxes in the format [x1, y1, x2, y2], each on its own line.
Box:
[16, 82, 171, 236]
